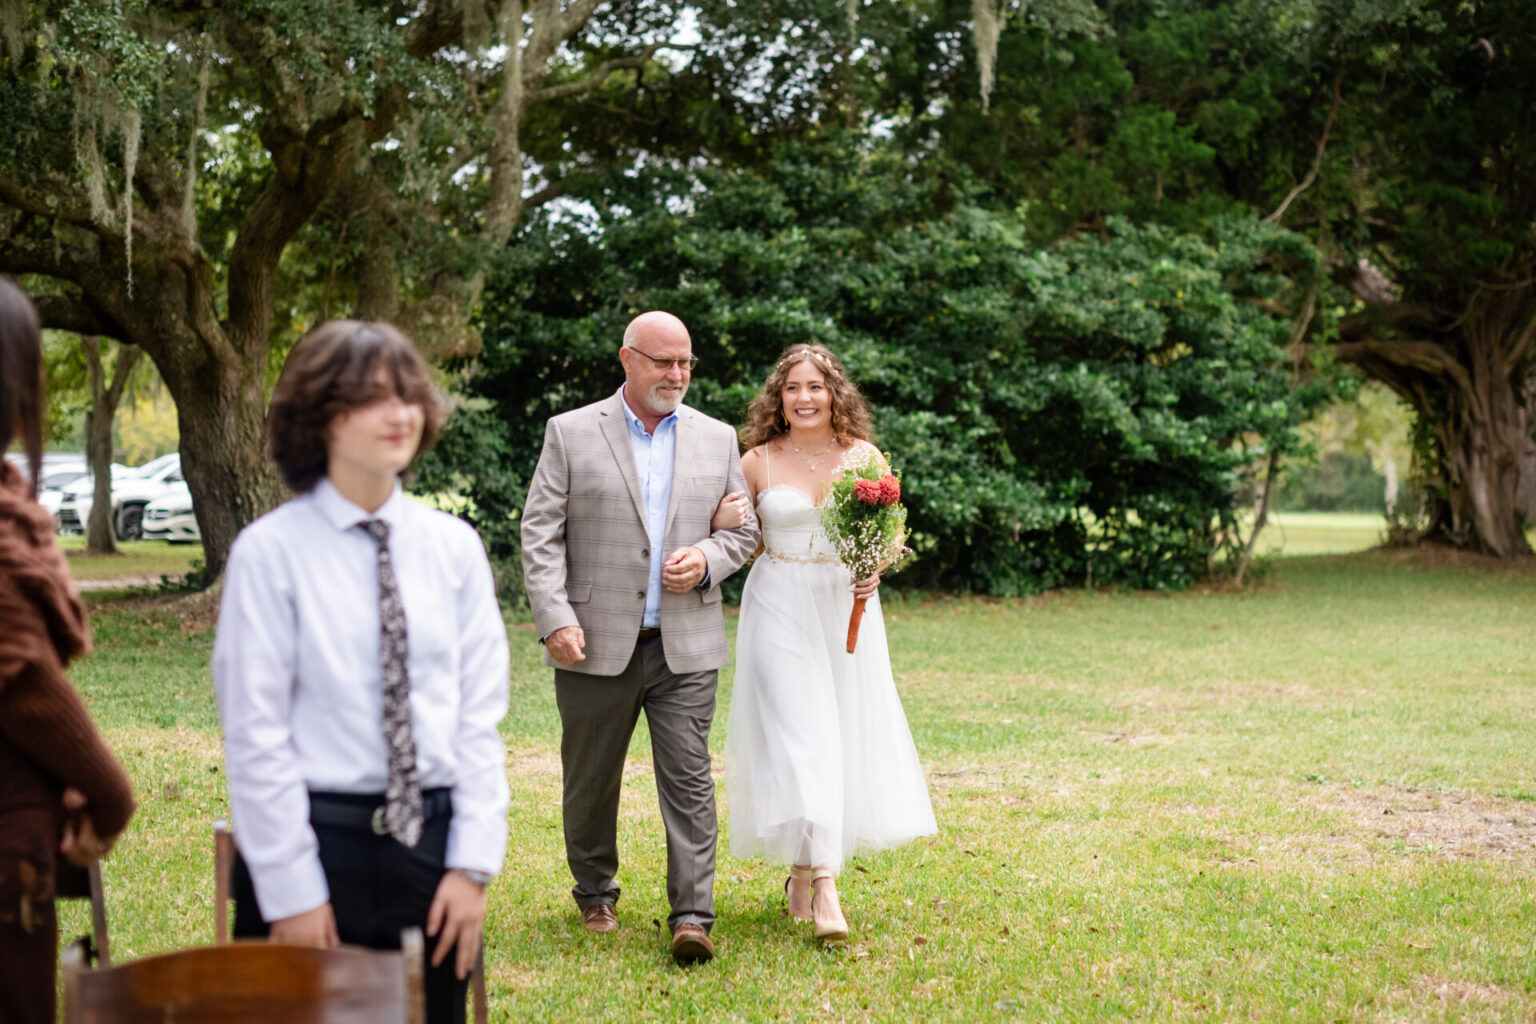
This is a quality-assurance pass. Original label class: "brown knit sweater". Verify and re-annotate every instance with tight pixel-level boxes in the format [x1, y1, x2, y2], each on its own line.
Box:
[0, 459, 135, 919]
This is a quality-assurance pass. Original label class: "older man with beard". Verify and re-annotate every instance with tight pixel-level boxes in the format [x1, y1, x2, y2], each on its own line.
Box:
[521, 311, 760, 964]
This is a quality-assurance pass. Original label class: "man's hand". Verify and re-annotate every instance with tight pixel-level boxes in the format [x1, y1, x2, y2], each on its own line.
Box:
[546, 625, 586, 665]
[59, 787, 119, 868]
[662, 546, 707, 592]
[427, 870, 489, 979]
[270, 903, 340, 948]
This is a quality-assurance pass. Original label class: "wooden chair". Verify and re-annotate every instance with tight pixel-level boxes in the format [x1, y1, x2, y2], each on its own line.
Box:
[62, 929, 426, 1024]
[214, 819, 489, 1023]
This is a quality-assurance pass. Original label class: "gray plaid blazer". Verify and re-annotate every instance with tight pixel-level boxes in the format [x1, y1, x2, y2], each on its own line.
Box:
[521, 392, 760, 676]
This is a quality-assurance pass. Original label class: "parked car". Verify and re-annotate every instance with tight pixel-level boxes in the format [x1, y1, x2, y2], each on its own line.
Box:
[141, 482, 200, 544]
[4, 452, 90, 519]
[56, 453, 186, 541]
[34, 458, 91, 519]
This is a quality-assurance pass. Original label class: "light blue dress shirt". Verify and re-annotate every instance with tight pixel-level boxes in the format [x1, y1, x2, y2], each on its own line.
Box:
[619, 386, 677, 628]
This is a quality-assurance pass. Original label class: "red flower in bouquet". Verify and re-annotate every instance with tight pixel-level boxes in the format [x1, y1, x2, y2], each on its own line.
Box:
[853, 478, 884, 505]
[877, 475, 901, 506]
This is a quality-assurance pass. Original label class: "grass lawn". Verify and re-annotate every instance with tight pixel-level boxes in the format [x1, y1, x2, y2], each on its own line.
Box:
[54, 520, 1536, 1021]
[1255, 511, 1387, 557]
[56, 536, 204, 584]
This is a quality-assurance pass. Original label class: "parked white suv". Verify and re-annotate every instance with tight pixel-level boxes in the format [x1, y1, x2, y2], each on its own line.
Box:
[56, 453, 187, 541]
[34, 458, 92, 520]
[4, 453, 89, 519]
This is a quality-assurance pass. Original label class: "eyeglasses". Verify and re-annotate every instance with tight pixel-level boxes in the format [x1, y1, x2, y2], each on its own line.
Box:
[628, 345, 699, 371]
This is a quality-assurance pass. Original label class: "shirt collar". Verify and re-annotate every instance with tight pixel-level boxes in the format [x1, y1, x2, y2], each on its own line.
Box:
[312, 476, 407, 533]
[618, 384, 678, 438]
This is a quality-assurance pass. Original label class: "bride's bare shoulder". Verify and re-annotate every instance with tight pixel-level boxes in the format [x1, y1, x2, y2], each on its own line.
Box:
[844, 439, 886, 467]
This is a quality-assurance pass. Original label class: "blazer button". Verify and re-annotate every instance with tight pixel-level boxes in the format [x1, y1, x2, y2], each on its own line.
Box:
[641, 549, 649, 558]
[636, 590, 645, 599]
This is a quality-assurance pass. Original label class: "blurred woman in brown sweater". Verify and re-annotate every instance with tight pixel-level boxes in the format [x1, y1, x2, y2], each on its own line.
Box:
[0, 276, 136, 1024]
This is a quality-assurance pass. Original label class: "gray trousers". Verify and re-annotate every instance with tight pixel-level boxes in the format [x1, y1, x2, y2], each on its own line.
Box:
[554, 636, 718, 932]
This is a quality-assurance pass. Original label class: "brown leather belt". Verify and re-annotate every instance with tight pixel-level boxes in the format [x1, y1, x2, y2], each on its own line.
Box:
[637, 627, 662, 641]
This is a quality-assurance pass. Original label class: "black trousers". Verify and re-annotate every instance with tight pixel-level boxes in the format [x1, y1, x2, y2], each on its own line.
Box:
[232, 793, 467, 1024]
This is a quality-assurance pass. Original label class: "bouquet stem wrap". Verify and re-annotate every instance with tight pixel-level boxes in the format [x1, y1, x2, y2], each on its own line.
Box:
[846, 596, 868, 653]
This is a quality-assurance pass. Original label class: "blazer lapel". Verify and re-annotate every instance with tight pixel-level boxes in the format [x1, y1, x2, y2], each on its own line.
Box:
[597, 395, 648, 529]
[664, 409, 698, 536]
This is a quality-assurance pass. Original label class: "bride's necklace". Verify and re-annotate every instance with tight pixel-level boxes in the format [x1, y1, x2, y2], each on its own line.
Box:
[787, 436, 837, 473]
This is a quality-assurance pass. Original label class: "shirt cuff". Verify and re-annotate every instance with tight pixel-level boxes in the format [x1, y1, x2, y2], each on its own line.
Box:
[250, 854, 329, 923]
[446, 822, 507, 878]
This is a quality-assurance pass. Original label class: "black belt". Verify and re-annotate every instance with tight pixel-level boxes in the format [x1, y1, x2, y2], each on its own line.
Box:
[308, 788, 453, 835]
[637, 627, 662, 640]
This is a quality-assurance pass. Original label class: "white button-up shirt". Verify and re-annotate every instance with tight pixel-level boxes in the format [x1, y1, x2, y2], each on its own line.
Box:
[619, 385, 677, 629]
[213, 479, 510, 921]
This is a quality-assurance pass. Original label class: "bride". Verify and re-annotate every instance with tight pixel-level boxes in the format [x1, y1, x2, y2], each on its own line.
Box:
[712, 343, 936, 943]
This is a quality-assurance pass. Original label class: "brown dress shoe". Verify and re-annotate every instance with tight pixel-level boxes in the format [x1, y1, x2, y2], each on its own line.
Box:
[670, 922, 714, 964]
[580, 904, 618, 933]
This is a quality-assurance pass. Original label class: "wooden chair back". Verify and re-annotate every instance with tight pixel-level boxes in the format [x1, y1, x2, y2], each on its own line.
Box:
[62, 929, 426, 1024]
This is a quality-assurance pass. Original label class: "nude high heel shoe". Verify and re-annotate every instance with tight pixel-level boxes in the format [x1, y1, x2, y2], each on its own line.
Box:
[810, 869, 848, 942]
[785, 865, 814, 921]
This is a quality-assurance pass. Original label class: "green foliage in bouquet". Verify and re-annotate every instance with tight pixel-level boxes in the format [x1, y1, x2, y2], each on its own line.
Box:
[821, 453, 913, 582]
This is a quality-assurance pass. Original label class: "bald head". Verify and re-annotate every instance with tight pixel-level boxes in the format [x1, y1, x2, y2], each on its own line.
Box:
[622, 310, 690, 351]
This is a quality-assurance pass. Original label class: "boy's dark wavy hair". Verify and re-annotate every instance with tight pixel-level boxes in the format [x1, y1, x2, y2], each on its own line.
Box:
[269, 320, 446, 493]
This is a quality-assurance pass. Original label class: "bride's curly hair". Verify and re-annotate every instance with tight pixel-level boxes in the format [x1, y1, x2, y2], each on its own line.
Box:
[740, 343, 875, 450]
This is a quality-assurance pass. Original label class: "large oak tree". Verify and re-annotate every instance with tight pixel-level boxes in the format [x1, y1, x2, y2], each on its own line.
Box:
[0, 0, 690, 580]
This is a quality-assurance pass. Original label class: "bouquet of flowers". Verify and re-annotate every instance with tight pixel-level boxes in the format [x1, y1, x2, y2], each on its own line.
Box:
[821, 453, 912, 652]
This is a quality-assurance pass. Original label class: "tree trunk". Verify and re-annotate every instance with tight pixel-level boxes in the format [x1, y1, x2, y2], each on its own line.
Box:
[1424, 301, 1533, 556]
[160, 345, 286, 585]
[1337, 288, 1535, 558]
[71, 238, 290, 584]
[84, 409, 116, 554]
[80, 336, 142, 554]
[1424, 363, 1532, 555]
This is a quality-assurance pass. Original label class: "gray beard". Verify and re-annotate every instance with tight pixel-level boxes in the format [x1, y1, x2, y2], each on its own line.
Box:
[645, 383, 686, 415]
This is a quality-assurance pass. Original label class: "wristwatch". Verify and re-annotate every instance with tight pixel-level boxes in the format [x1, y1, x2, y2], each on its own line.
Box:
[451, 868, 493, 888]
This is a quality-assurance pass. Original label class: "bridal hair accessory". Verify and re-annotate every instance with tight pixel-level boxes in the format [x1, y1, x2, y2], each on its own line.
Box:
[821, 452, 912, 652]
[777, 348, 837, 375]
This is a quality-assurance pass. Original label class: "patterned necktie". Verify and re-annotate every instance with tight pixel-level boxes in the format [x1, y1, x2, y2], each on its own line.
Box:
[361, 519, 423, 847]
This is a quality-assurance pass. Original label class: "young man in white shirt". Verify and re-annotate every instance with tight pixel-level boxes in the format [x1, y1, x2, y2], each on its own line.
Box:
[213, 320, 509, 1024]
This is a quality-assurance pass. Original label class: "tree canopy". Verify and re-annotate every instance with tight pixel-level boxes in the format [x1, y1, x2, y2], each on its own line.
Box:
[3, 0, 1531, 591]
[424, 141, 1323, 595]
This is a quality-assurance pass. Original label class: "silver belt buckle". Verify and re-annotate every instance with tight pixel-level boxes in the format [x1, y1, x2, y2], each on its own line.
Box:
[370, 806, 388, 835]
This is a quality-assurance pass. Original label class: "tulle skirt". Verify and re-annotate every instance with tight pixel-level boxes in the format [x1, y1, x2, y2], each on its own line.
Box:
[724, 555, 937, 872]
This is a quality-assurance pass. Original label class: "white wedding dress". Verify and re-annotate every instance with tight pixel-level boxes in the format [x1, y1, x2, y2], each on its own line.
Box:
[725, 460, 937, 873]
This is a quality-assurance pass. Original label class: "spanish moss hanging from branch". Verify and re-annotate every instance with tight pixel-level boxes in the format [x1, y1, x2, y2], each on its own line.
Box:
[182, 45, 211, 236]
[0, 0, 23, 60]
[122, 104, 141, 297]
[972, 0, 1005, 114]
